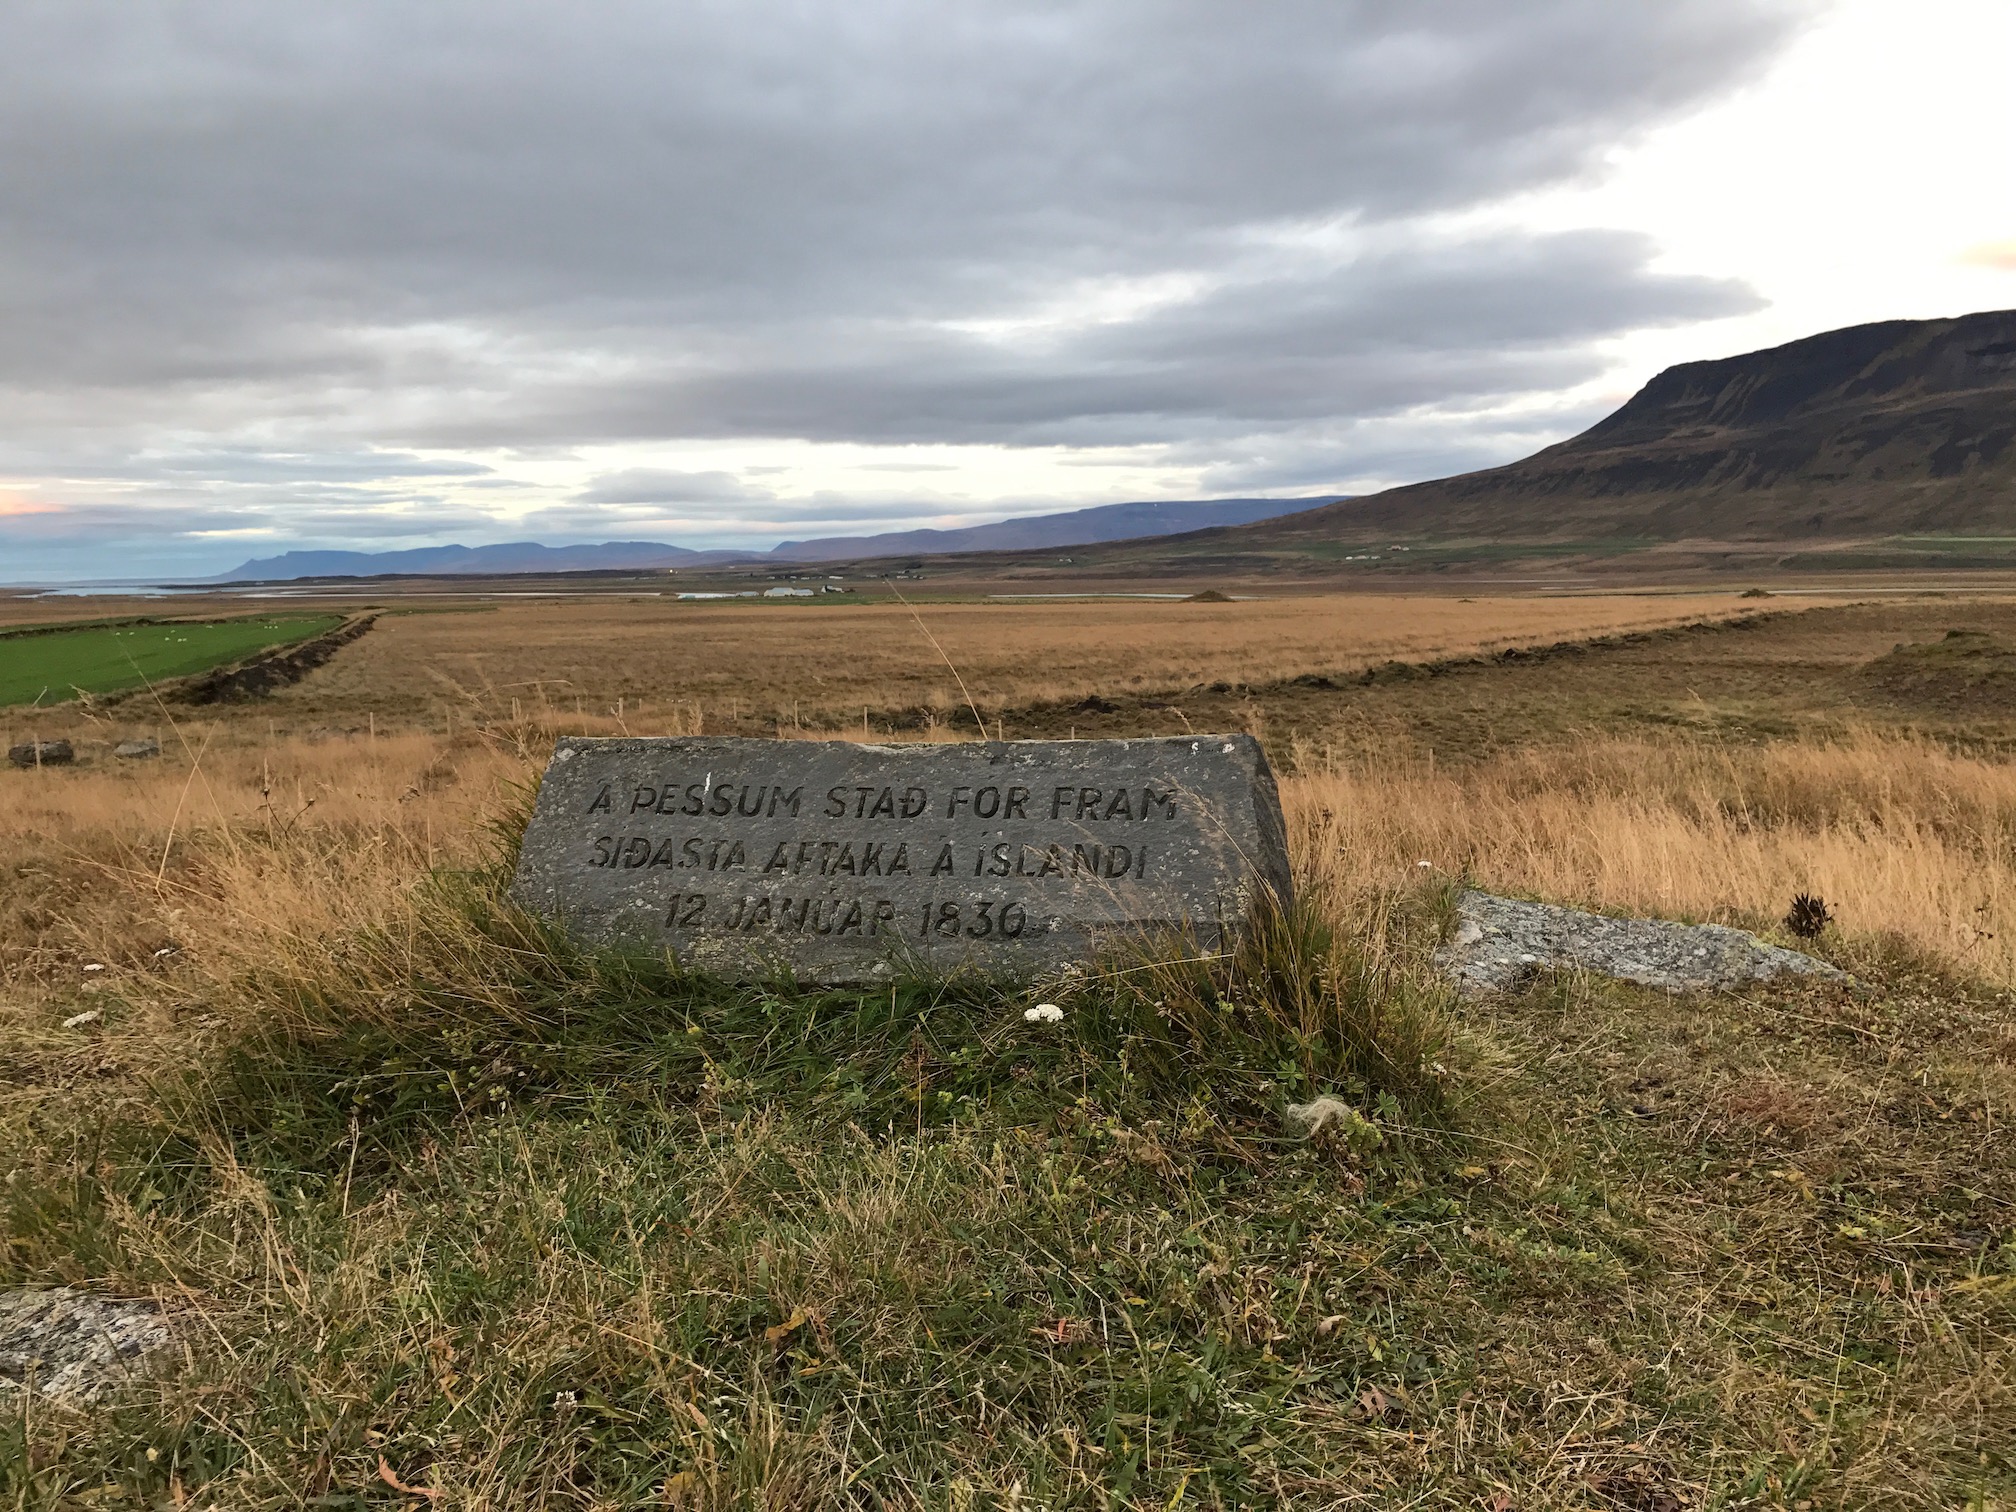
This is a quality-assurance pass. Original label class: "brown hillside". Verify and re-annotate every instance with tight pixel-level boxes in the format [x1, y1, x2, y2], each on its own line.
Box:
[1248, 308, 2016, 544]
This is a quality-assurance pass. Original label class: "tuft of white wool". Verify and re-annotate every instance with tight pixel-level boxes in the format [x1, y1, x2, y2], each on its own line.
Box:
[1284, 1095, 1358, 1134]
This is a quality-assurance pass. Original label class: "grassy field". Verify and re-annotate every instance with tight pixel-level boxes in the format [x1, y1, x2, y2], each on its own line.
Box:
[0, 615, 340, 707]
[2, 590, 2012, 1507]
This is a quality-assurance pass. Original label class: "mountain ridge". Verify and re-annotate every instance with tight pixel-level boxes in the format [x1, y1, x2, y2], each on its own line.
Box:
[766, 496, 1337, 561]
[1232, 308, 2016, 547]
[217, 496, 1337, 581]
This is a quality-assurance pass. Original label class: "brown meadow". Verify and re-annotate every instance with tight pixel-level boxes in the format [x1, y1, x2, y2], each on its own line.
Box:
[297, 590, 1776, 729]
[0, 588, 1773, 741]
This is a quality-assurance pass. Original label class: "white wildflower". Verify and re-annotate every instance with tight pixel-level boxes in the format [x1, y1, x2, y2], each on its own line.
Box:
[1024, 1003, 1064, 1023]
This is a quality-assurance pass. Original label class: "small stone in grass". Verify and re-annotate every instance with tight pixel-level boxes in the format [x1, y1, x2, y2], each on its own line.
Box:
[7, 740, 74, 769]
[62, 1009, 101, 1029]
[0, 1288, 172, 1403]
[1437, 888, 1851, 996]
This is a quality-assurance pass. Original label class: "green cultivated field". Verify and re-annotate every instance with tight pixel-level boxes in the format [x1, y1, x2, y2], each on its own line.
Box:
[0, 615, 339, 706]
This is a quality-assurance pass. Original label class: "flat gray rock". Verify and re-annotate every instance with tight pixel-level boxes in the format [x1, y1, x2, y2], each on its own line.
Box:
[0, 1288, 172, 1403]
[1438, 889, 1848, 996]
[7, 739, 74, 768]
[512, 735, 1291, 982]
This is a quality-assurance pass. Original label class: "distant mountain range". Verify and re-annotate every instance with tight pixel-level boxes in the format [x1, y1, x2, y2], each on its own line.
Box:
[766, 496, 1333, 561]
[1230, 308, 2016, 548]
[216, 496, 1339, 582]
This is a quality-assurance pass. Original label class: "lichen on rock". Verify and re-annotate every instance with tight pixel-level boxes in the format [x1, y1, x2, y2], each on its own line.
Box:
[0, 1288, 172, 1403]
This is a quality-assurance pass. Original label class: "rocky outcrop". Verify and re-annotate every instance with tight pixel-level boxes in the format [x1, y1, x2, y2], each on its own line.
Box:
[1437, 889, 1848, 996]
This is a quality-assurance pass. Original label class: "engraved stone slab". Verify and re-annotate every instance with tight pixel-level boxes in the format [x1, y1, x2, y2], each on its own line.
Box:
[511, 735, 1291, 981]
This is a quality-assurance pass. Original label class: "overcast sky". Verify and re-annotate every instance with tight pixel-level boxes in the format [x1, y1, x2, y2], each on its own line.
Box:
[3, 0, 2013, 581]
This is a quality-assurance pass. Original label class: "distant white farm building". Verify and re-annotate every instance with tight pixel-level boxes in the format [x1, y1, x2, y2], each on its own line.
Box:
[763, 586, 814, 597]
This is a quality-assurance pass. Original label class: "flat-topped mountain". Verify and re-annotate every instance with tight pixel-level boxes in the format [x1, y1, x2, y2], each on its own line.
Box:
[216, 496, 1331, 582]
[767, 496, 1335, 561]
[1243, 309, 2016, 546]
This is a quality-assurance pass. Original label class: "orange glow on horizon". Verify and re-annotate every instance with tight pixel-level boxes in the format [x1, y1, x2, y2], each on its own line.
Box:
[1958, 239, 2016, 272]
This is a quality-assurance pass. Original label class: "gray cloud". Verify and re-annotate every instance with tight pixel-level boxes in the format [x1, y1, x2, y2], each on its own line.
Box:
[510, 229, 1751, 450]
[0, 448, 487, 485]
[520, 496, 954, 539]
[576, 469, 773, 505]
[1179, 404, 1616, 497]
[0, 0, 1814, 573]
[0, 501, 254, 545]
[0, 480, 499, 550]
[144, 451, 491, 484]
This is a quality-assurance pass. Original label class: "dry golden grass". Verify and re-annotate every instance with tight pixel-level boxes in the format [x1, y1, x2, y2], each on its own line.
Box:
[1291, 727, 2016, 983]
[15, 714, 2016, 1000]
[0, 594, 259, 628]
[0, 725, 532, 996]
[252, 591, 1764, 732]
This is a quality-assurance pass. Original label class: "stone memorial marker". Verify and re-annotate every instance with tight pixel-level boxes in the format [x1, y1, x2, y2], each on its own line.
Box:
[512, 735, 1291, 981]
